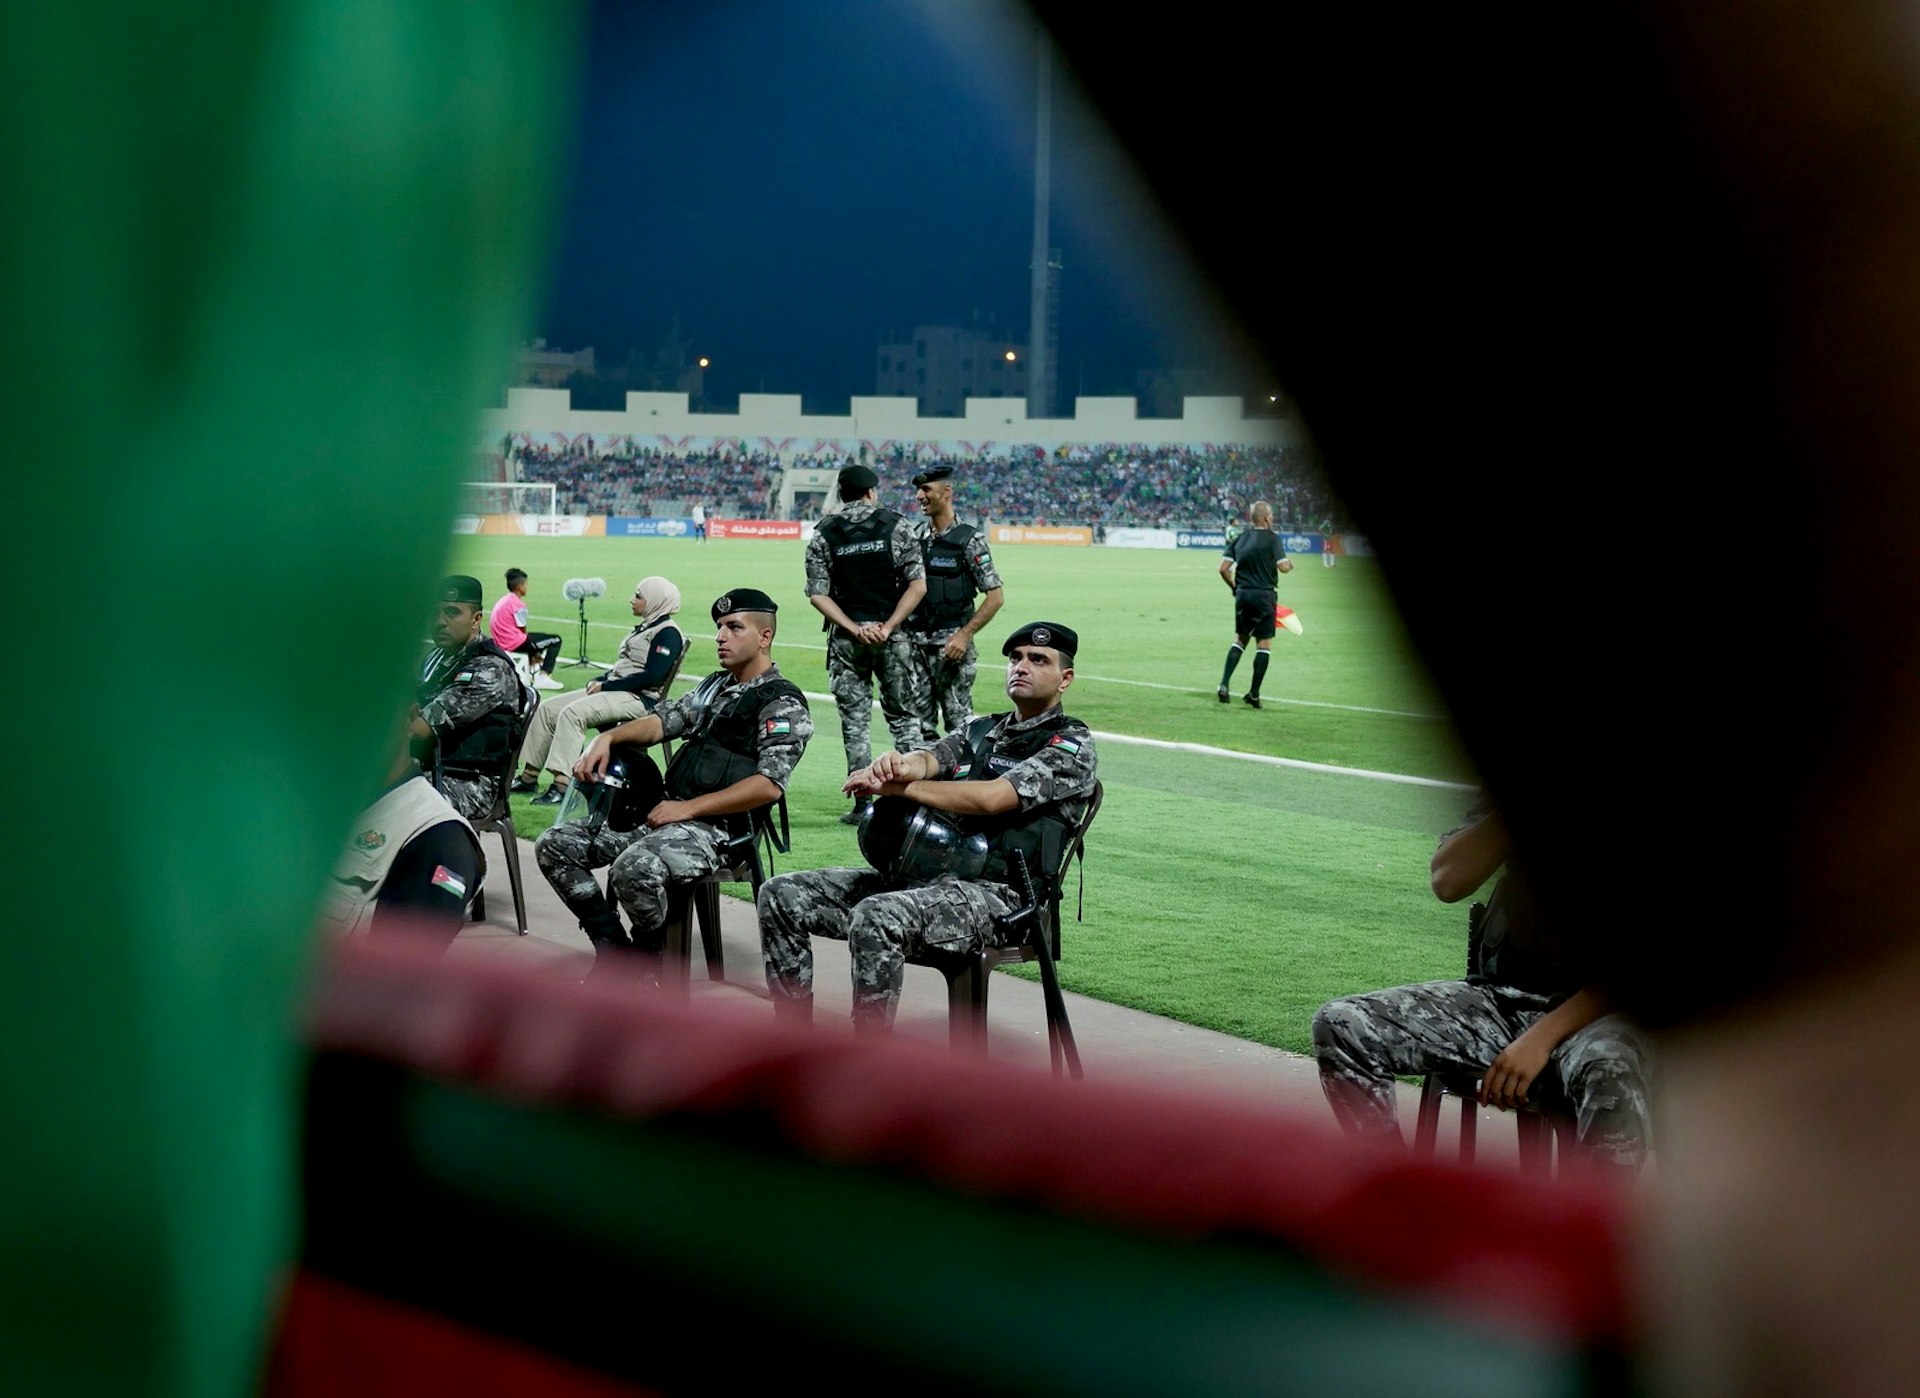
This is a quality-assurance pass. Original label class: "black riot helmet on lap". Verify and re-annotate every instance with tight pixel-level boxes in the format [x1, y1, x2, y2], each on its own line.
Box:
[856, 795, 991, 884]
[553, 744, 665, 834]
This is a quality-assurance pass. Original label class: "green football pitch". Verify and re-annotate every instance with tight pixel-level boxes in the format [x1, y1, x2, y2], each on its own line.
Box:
[446, 535, 1483, 1054]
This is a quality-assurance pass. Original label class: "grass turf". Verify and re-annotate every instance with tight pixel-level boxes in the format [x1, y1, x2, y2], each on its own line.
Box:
[447, 535, 1481, 1054]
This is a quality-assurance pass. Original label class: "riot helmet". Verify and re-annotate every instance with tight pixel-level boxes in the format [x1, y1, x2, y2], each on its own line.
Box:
[553, 743, 665, 834]
[857, 795, 990, 884]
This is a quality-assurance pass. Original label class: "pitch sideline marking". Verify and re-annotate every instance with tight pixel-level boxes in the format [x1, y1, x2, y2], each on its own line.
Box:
[534, 612, 1442, 721]
[641, 671, 1469, 791]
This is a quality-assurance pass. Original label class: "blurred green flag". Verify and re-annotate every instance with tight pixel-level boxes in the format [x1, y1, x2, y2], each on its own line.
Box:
[0, 4, 579, 1394]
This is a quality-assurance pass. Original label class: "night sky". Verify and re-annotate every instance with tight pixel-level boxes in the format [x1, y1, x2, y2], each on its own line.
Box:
[535, 0, 1257, 411]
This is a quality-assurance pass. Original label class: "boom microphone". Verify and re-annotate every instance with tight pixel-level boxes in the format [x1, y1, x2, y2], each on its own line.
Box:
[562, 577, 607, 602]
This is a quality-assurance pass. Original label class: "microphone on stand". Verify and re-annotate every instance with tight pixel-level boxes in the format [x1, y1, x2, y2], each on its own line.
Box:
[561, 578, 608, 668]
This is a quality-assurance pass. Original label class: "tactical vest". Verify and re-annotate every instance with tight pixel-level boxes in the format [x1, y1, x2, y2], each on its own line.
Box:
[317, 776, 480, 938]
[422, 638, 528, 775]
[818, 508, 905, 625]
[664, 672, 807, 839]
[1467, 864, 1579, 999]
[956, 710, 1088, 891]
[907, 523, 980, 633]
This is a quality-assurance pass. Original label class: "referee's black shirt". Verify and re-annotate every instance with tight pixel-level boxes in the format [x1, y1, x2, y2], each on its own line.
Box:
[1225, 528, 1285, 593]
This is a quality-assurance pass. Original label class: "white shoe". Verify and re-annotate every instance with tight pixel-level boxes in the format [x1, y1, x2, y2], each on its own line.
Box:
[532, 673, 564, 690]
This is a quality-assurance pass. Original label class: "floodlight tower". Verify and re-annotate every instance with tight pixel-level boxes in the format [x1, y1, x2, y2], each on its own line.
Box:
[1027, 33, 1060, 420]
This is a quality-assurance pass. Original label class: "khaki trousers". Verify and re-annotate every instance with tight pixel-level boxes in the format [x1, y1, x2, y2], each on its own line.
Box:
[518, 688, 654, 775]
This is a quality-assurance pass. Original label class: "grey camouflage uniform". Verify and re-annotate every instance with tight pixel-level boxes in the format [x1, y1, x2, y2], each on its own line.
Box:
[1312, 983, 1653, 1170]
[533, 664, 812, 955]
[805, 499, 927, 769]
[418, 641, 522, 821]
[905, 517, 1004, 743]
[757, 704, 1097, 1027]
[1311, 795, 1654, 1172]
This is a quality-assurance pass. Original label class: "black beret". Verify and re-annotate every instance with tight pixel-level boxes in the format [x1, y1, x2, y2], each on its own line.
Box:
[911, 464, 955, 487]
[437, 575, 484, 607]
[838, 464, 879, 495]
[713, 588, 779, 621]
[1002, 621, 1078, 662]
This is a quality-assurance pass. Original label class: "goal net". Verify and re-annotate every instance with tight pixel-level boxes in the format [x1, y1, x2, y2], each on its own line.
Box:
[456, 481, 559, 533]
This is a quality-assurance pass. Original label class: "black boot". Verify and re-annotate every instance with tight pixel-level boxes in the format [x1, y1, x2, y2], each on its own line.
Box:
[838, 794, 872, 826]
[579, 909, 631, 979]
[771, 988, 814, 1027]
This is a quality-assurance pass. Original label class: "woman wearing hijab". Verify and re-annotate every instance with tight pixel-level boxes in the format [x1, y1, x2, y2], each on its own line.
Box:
[512, 576, 687, 805]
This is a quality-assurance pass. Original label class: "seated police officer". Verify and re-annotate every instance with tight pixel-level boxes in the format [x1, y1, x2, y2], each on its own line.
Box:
[317, 718, 482, 949]
[534, 588, 812, 975]
[757, 621, 1097, 1031]
[1311, 789, 1655, 1176]
[409, 573, 528, 822]
[903, 464, 1004, 743]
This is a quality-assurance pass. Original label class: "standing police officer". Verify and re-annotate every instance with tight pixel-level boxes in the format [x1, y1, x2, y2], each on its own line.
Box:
[1216, 500, 1294, 709]
[409, 574, 528, 821]
[757, 621, 1097, 1031]
[807, 463, 927, 823]
[904, 464, 1004, 743]
[535, 588, 812, 975]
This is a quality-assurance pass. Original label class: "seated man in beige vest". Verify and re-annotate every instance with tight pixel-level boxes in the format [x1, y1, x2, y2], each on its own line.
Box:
[318, 722, 483, 949]
[511, 576, 686, 806]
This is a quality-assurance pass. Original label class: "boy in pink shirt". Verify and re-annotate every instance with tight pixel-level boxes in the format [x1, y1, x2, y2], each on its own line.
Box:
[491, 568, 563, 689]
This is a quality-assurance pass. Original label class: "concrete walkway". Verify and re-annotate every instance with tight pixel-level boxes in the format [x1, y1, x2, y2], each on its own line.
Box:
[450, 826, 1535, 1161]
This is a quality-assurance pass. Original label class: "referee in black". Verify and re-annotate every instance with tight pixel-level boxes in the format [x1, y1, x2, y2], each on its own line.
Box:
[1217, 500, 1293, 708]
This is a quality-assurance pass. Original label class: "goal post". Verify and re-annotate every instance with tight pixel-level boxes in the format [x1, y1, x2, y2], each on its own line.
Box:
[456, 481, 558, 533]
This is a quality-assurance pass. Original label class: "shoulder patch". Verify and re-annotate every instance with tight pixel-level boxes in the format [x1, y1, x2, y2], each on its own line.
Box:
[1047, 734, 1082, 754]
[430, 864, 468, 899]
[353, 829, 387, 853]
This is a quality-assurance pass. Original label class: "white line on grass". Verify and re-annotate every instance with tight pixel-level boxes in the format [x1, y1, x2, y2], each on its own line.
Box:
[537, 614, 1441, 722]
[781, 685, 1470, 790]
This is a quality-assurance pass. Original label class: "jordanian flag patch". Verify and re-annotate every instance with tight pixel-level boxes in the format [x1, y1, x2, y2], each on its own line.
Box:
[1048, 735, 1081, 753]
[764, 719, 791, 735]
[430, 865, 468, 899]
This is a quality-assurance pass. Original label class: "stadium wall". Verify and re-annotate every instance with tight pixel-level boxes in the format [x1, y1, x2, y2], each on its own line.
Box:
[482, 388, 1300, 454]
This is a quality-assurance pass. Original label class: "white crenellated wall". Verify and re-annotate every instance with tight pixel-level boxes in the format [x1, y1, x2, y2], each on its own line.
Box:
[483, 388, 1299, 454]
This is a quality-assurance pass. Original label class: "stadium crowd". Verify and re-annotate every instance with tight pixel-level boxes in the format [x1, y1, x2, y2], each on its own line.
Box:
[505, 437, 777, 517]
[863, 441, 1339, 532]
[478, 436, 1341, 532]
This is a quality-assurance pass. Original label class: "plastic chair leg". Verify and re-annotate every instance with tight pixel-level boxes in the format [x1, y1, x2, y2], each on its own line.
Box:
[498, 820, 528, 935]
[1415, 1075, 1444, 1154]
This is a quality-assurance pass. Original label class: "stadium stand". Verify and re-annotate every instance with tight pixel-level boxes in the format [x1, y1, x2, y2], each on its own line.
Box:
[878, 441, 1340, 531]
[507, 439, 779, 517]
[487, 435, 1343, 531]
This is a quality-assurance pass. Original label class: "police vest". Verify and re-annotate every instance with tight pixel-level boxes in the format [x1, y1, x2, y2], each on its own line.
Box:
[317, 776, 480, 938]
[956, 710, 1089, 892]
[1467, 865, 1581, 1000]
[663, 672, 807, 839]
[906, 523, 980, 633]
[818, 508, 906, 625]
[421, 638, 529, 774]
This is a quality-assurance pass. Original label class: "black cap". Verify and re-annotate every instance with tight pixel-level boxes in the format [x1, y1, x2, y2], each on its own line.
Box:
[911, 464, 954, 487]
[838, 464, 879, 496]
[437, 575, 484, 607]
[1003, 621, 1078, 663]
[713, 587, 779, 621]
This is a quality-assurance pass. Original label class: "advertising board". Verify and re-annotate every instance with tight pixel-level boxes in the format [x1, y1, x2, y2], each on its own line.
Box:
[988, 525, 1092, 546]
[607, 516, 696, 538]
[1103, 527, 1177, 550]
[709, 519, 804, 540]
